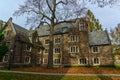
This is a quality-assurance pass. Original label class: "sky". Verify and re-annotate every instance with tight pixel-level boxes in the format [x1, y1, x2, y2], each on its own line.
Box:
[0, 0, 120, 30]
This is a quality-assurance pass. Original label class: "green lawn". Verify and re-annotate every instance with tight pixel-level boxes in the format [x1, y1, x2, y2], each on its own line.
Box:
[0, 72, 119, 80]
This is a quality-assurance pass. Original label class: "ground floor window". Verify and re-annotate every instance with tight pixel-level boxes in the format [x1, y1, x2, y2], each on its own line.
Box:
[43, 58, 48, 64]
[24, 56, 31, 64]
[3, 55, 9, 62]
[93, 57, 100, 64]
[36, 58, 41, 64]
[54, 58, 60, 64]
[80, 58, 87, 64]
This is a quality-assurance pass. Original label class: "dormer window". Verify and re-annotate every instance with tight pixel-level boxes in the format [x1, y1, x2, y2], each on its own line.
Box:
[79, 23, 85, 31]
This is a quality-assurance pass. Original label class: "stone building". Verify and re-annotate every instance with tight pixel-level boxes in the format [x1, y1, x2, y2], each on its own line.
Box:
[36, 18, 113, 67]
[0, 18, 43, 67]
[0, 17, 113, 67]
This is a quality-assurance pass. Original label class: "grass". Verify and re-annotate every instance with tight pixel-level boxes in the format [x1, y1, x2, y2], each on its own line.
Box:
[0, 72, 119, 80]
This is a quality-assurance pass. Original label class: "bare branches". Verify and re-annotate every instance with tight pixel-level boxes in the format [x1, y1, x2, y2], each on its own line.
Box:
[56, 0, 68, 5]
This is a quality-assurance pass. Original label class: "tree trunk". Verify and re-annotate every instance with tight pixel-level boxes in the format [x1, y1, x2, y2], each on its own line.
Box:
[47, 24, 54, 68]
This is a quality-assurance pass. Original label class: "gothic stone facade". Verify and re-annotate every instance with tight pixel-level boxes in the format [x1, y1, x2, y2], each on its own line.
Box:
[37, 18, 113, 67]
[0, 18, 42, 66]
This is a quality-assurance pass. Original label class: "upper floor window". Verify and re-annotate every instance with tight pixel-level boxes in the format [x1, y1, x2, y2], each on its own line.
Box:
[92, 47, 99, 53]
[79, 23, 85, 31]
[4, 30, 11, 37]
[80, 57, 87, 64]
[69, 35, 78, 42]
[70, 46, 79, 53]
[45, 49, 49, 54]
[54, 48, 60, 54]
[55, 38, 61, 44]
[26, 45, 31, 52]
[45, 39, 50, 44]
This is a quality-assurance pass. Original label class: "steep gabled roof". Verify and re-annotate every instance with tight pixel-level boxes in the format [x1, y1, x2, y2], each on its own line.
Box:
[89, 30, 111, 46]
[36, 24, 111, 46]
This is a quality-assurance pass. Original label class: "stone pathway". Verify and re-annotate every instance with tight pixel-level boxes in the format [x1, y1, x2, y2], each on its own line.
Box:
[0, 70, 120, 76]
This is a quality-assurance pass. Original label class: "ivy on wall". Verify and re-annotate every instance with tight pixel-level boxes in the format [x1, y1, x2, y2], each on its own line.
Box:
[0, 23, 8, 57]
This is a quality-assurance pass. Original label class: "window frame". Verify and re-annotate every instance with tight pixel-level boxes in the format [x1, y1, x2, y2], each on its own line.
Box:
[55, 38, 61, 44]
[54, 48, 61, 54]
[44, 49, 49, 54]
[93, 57, 100, 65]
[70, 46, 79, 53]
[54, 58, 61, 65]
[69, 35, 78, 42]
[43, 58, 48, 64]
[24, 56, 31, 64]
[79, 57, 87, 65]
[45, 39, 50, 45]
[92, 46, 99, 53]
[3, 54, 9, 62]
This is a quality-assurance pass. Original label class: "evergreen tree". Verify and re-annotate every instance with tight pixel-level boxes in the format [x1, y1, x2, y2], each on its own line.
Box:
[86, 10, 103, 32]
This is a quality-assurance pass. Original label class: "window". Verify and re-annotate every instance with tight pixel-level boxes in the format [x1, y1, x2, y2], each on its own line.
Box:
[26, 45, 31, 52]
[79, 23, 84, 31]
[54, 48, 60, 53]
[44, 58, 48, 64]
[55, 38, 60, 44]
[36, 58, 41, 64]
[70, 46, 79, 53]
[93, 58, 100, 64]
[54, 59, 60, 64]
[92, 47, 98, 53]
[45, 49, 49, 54]
[24, 56, 31, 64]
[3, 55, 9, 62]
[70, 35, 78, 42]
[45, 39, 50, 44]
[80, 58, 87, 64]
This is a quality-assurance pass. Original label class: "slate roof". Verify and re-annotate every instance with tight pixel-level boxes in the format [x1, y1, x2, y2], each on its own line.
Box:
[12, 23, 30, 43]
[36, 22, 76, 36]
[36, 24, 111, 46]
[89, 30, 111, 46]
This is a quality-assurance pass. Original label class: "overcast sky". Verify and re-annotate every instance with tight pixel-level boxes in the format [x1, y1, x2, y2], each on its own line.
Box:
[0, 0, 120, 30]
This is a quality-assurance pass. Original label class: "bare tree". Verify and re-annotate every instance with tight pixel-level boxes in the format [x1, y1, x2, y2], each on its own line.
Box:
[13, 0, 116, 68]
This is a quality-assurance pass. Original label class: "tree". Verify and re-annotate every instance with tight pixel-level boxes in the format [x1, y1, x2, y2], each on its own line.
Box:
[13, 0, 116, 68]
[86, 10, 102, 32]
[110, 24, 120, 45]
[0, 23, 8, 60]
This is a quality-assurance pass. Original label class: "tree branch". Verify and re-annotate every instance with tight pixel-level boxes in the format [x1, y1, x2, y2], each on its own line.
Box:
[46, 0, 53, 12]
[54, 20, 76, 26]
[56, 0, 68, 5]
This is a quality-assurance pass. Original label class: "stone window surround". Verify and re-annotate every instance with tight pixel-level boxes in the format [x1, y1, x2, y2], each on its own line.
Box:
[43, 58, 48, 64]
[44, 39, 50, 45]
[54, 38, 61, 44]
[69, 46, 79, 53]
[24, 56, 31, 64]
[54, 48, 61, 54]
[44, 49, 49, 54]
[26, 45, 31, 52]
[92, 46, 99, 53]
[79, 23, 85, 31]
[69, 35, 78, 42]
[3, 54, 9, 62]
[79, 57, 88, 65]
[93, 57, 100, 65]
[53, 58, 61, 65]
